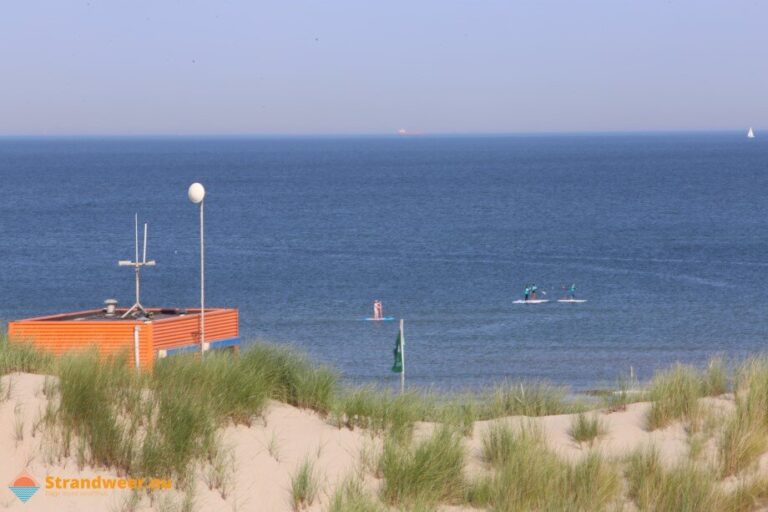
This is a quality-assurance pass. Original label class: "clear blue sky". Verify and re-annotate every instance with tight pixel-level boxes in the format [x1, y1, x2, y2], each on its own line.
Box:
[1, 1, 765, 135]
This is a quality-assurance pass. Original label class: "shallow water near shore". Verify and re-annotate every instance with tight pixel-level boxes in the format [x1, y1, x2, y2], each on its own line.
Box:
[1, 133, 767, 391]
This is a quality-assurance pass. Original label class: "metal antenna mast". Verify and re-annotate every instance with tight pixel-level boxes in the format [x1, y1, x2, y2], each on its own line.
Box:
[119, 213, 156, 318]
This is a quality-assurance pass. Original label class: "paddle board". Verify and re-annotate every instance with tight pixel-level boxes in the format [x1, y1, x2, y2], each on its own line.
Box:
[512, 299, 549, 304]
[557, 299, 587, 303]
[363, 317, 396, 321]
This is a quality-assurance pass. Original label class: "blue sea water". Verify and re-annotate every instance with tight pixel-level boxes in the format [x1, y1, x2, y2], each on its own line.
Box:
[1, 133, 767, 391]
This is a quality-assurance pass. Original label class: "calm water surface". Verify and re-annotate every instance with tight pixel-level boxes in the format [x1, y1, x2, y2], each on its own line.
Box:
[1, 134, 766, 391]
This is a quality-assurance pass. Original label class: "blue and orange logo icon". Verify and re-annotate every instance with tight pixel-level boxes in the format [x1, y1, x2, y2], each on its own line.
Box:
[8, 472, 39, 503]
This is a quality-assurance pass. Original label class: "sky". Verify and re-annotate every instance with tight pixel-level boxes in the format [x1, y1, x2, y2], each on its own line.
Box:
[0, 1, 766, 135]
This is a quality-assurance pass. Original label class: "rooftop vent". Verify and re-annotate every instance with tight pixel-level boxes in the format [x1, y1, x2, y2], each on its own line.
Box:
[104, 299, 118, 317]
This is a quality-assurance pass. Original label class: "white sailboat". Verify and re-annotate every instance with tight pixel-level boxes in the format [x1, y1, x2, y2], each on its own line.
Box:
[748, 127, 755, 139]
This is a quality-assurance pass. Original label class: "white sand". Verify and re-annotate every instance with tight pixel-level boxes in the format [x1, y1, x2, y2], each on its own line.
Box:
[0, 373, 379, 512]
[0, 373, 743, 511]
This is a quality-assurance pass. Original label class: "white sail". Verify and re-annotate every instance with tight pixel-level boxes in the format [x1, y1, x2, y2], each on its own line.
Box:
[747, 127, 755, 138]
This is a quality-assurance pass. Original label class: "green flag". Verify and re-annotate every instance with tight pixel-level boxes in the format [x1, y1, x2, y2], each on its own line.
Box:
[391, 329, 403, 373]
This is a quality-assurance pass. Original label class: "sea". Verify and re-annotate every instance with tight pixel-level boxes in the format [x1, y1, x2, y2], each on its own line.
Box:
[1, 133, 766, 392]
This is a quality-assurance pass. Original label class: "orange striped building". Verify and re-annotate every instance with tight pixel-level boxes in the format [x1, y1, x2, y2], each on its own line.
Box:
[7, 306, 239, 369]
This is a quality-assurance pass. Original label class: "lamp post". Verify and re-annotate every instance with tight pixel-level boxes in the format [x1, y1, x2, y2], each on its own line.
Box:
[188, 182, 206, 356]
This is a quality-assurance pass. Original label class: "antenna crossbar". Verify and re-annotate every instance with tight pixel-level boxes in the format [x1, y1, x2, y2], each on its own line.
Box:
[120, 214, 156, 318]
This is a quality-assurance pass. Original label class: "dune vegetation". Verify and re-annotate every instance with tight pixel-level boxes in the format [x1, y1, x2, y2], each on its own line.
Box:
[6, 331, 768, 511]
[568, 412, 606, 446]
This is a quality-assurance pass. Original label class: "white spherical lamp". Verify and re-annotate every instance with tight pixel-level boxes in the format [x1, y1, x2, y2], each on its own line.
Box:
[188, 182, 206, 204]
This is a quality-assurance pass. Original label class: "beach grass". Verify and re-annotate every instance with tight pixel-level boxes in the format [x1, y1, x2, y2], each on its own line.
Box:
[333, 387, 425, 438]
[153, 352, 269, 426]
[290, 458, 319, 511]
[717, 357, 768, 477]
[0, 334, 53, 375]
[471, 422, 620, 511]
[602, 371, 644, 411]
[566, 451, 621, 509]
[333, 389, 469, 441]
[568, 412, 606, 445]
[0, 333, 588, 457]
[646, 357, 732, 431]
[721, 476, 768, 512]
[332, 380, 573, 444]
[241, 343, 338, 415]
[327, 477, 384, 512]
[703, 356, 729, 396]
[434, 395, 479, 436]
[484, 380, 573, 418]
[625, 445, 723, 512]
[646, 363, 705, 430]
[735, 357, 768, 425]
[718, 407, 768, 477]
[37, 342, 341, 483]
[481, 421, 542, 468]
[140, 386, 217, 481]
[624, 444, 768, 511]
[380, 425, 466, 507]
[55, 350, 134, 469]
[13, 402, 25, 443]
[13, 334, 768, 510]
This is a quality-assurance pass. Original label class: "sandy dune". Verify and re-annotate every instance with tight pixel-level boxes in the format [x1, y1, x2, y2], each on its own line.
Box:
[0, 373, 379, 512]
[0, 373, 741, 511]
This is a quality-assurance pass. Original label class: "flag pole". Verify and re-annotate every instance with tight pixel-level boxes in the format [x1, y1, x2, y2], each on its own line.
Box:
[400, 318, 405, 394]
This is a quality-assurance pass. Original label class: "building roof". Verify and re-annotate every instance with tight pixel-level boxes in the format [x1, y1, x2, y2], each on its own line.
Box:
[12, 307, 220, 323]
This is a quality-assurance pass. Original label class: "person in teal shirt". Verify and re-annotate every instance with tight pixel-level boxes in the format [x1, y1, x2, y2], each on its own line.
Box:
[524, 286, 530, 301]
[569, 283, 576, 299]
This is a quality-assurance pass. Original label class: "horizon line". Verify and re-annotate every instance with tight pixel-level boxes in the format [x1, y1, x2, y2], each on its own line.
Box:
[0, 128, 759, 139]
